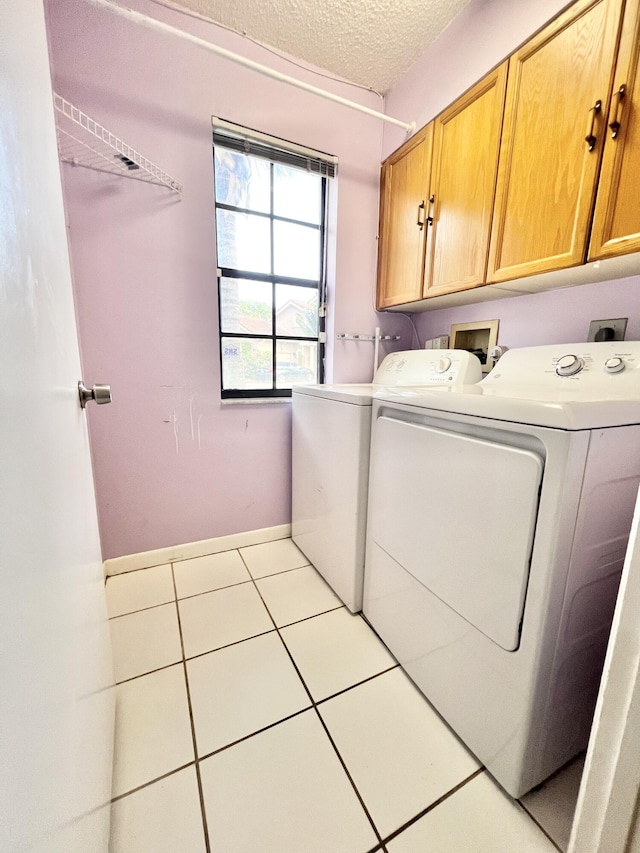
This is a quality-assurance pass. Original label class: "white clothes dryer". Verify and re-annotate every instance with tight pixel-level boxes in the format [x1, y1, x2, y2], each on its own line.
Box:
[364, 342, 640, 797]
[292, 349, 482, 612]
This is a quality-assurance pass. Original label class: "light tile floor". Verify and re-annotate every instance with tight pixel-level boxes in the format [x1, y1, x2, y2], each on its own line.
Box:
[106, 537, 582, 853]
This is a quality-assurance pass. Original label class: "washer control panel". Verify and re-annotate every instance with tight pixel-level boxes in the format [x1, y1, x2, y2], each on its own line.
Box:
[482, 342, 640, 398]
[374, 349, 482, 386]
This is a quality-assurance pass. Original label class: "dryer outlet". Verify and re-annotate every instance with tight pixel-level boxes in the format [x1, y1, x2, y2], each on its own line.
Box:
[587, 318, 627, 342]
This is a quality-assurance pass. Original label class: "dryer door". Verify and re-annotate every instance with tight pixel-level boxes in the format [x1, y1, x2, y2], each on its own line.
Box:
[371, 416, 543, 651]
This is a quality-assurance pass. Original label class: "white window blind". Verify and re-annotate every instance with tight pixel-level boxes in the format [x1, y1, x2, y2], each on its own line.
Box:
[212, 117, 338, 178]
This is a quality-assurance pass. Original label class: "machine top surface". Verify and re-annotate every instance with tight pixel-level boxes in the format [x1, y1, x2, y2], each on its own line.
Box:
[373, 342, 640, 429]
[292, 349, 482, 404]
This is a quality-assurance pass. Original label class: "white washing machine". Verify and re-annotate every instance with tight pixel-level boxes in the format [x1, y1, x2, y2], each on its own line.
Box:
[292, 349, 482, 612]
[363, 342, 640, 797]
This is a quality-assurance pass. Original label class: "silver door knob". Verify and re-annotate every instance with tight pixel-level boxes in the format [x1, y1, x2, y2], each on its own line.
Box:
[78, 381, 112, 408]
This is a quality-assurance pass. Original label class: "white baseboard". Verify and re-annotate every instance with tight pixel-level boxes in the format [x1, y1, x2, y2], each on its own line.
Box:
[103, 524, 292, 577]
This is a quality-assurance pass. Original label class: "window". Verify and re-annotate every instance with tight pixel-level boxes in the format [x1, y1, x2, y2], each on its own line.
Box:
[212, 119, 336, 399]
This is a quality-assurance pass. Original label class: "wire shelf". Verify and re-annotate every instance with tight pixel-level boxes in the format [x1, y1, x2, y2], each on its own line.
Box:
[53, 93, 183, 195]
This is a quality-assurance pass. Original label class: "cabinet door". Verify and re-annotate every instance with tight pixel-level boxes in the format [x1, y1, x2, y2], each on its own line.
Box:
[487, 0, 624, 284]
[376, 125, 432, 309]
[590, 0, 640, 259]
[424, 63, 508, 297]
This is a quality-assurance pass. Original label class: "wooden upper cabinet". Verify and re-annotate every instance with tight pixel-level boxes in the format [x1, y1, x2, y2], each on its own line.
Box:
[487, 0, 625, 284]
[423, 63, 508, 297]
[376, 124, 433, 309]
[590, 0, 640, 259]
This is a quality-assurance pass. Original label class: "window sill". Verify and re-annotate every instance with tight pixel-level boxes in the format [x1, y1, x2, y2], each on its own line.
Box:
[221, 397, 292, 406]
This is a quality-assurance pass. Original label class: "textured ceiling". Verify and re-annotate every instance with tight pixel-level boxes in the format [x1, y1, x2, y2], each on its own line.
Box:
[160, 0, 471, 93]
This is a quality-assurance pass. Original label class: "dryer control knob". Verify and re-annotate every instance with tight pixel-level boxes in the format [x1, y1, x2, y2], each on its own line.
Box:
[556, 354, 584, 376]
[604, 356, 625, 374]
[435, 356, 452, 373]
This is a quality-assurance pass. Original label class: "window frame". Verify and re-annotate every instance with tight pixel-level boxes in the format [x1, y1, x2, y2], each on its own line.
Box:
[213, 137, 329, 400]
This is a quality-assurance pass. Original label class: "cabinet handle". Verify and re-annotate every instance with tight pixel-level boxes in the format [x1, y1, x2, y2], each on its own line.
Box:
[416, 201, 425, 230]
[427, 194, 435, 226]
[608, 85, 626, 138]
[585, 99, 602, 151]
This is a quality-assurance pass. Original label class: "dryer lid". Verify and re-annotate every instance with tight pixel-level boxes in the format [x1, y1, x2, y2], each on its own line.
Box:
[293, 383, 375, 404]
[293, 349, 483, 404]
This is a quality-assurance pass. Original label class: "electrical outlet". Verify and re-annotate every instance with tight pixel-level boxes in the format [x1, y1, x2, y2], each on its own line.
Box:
[587, 318, 628, 342]
[424, 336, 449, 349]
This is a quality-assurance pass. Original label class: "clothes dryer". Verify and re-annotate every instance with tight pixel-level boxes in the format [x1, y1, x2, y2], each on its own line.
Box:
[292, 349, 482, 612]
[364, 342, 640, 797]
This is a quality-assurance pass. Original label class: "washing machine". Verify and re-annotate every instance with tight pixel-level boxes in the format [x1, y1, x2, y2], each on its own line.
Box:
[363, 342, 640, 797]
[292, 349, 482, 612]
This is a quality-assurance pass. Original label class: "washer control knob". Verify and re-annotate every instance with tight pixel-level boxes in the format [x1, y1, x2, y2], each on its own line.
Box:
[604, 356, 625, 374]
[556, 354, 584, 376]
[435, 356, 452, 374]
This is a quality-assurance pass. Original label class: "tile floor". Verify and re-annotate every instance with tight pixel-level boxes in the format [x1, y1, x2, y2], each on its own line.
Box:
[106, 536, 583, 853]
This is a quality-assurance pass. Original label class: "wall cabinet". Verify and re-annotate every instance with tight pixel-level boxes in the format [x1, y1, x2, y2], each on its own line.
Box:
[487, 0, 624, 283]
[376, 125, 432, 309]
[376, 0, 640, 310]
[589, 0, 640, 259]
[425, 63, 507, 297]
[376, 65, 506, 309]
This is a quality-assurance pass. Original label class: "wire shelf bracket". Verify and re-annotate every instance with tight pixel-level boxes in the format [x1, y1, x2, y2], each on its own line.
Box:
[53, 93, 183, 195]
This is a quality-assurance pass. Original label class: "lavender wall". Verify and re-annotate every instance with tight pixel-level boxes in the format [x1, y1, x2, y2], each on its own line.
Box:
[418, 277, 640, 348]
[45, 0, 404, 559]
[384, 0, 640, 353]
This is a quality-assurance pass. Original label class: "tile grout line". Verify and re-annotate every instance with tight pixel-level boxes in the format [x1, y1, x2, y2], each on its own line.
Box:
[170, 562, 212, 853]
[108, 597, 176, 621]
[197, 706, 312, 763]
[312, 707, 385, 848]
[380, 766, 485, 848]
[195, 660, 401, 765]
[103, 537, 298, 579]
[516, 799, 564, 852]
[113, 658, 185, 686]
[110, 761, 197, 804]
[240, 561, 311, 582]
[238, 549, 386, 849]
[315, 663, 400, 707]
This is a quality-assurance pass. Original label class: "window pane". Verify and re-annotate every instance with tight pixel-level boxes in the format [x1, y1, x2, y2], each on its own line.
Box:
[221, 337, 273, 390]
[276, 284, 318, 337]
[273, 221, 320, 280]
[216, 210, 271, 273]
[276, 340, 318, 388]
[214, 149, 270, 213]
[220, 278, 272, 335]
[273, 164, 322, 224]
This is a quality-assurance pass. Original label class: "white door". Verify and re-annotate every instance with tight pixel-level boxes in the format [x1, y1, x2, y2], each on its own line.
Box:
[0, 2, 114, 851]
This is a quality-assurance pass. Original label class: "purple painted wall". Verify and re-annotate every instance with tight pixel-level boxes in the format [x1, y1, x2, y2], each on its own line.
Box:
[45, 0, 405, 559]
[383, 0, 640, 355]
[417, 277, 640, 348]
